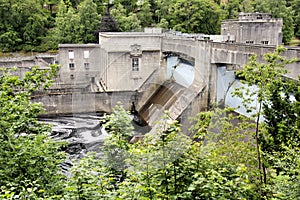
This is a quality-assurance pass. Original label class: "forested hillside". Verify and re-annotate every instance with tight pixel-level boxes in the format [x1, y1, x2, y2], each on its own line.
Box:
[0, 0, 299, 52]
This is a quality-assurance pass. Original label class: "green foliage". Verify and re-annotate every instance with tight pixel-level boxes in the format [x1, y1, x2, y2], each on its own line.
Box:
[292, 0, 300, 38]
[137, 0, 154, 27]
[0, 0, 51, 52]
[1, 0, 300, 51]
[101, 104, 134, 189]
[54, 1, 83, 44]
[170, 0, 225, 34]
[234, 45, 299, 198]
[63, 108, 258, 199]
[266, 0, 295, 43]
[0, 64, 67, 199]
[110, 3, 142, 31]
[78, 0, 101, 43]
[62, 153, 105, 199]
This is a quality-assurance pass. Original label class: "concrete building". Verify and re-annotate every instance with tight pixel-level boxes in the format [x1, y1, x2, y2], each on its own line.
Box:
[221, 13, 283, 45]
[58, 31, 163, 92]
[58, 44, 102, 89]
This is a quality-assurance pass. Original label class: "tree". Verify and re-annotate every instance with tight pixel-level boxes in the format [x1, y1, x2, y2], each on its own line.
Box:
[110, 3, 141, 31]
[0, 64, 67, 199]
[105, 111, 257, 199]
[78, 0, 101, 43]
[292, 0, 300, 38]
[54, 0, 83, 44]
[0, 0, 52, 51]
[170, 0, 225, 34]
[137, 0, 154, 27]
[255, 0, 294, 44]
[234, 46, 299, 197]
[101, 104, 134, 190]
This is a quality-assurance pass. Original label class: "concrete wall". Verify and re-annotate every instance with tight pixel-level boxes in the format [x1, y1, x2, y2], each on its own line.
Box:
[99, 32, 162, 52]
[58, 44, 102, 86]
[99, 32, 162, 91]
[32, 91, 138, 116]
[105, 51, 161, 91]
[221, 13, 282, 45]
[0, 54, 56, 77]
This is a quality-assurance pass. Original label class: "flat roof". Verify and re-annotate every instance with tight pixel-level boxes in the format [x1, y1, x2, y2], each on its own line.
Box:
[99, 32, 162, 37]
[58, 43, 101, 48]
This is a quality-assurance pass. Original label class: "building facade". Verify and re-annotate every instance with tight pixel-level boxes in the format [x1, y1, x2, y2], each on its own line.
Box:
[221, 13, 283, 45]
[58, 31, 163, 92]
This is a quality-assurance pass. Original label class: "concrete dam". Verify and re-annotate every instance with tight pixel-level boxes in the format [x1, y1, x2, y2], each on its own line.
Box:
[24, 34, 299, 132]
[2, 13, 300, 130]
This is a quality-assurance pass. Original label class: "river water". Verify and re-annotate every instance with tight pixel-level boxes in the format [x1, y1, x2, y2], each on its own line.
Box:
[39, 114, 151, 173]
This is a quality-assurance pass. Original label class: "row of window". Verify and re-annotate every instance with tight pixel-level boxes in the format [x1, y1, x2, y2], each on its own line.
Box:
[70, 73, 90, 79]
[68, 57, 140, 80]
[245, 40, 269, 44]
[69, 63, 89, 70]
[68, 58, 139, 71]
[69, 50, 90, 59]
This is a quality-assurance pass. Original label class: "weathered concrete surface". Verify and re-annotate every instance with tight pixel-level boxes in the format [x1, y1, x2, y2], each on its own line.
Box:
[32, 91, 138, 116]
[2, 32, 299, 126]
[222, 13, 283, 45]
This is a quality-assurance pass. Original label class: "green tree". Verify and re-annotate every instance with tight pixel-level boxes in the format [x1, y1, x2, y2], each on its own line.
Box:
[137, 0, 154, 27]
[62, 153, 106, 199]
[110, 3, 141, 31]
[170, 0, 224, 34]
[239, 0, 255, 13]
[292, 0, 300, 38]
[234, 46, 299, 197]
[225, 0, 241, 19]
[78, 0, 101, 43]
[54, 0, 83, 44]
[101, 104, 134, 190]
[153, 0, 174, 27]
[112, 112, 256, 199]
[255, 0, 294, 44]
[0, 0, 51, 51]
[0, 64, 66, 199]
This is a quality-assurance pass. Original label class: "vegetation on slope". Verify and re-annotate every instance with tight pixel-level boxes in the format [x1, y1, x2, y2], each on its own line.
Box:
[0, 0, 300, 52]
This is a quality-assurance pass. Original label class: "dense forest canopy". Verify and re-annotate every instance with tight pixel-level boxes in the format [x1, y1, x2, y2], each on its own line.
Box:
[0, 0, 299, 52]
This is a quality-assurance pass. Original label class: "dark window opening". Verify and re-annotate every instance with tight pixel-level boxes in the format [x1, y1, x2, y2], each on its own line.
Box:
[132, 57, 139, 71]
[246, 40, 254, 44]
[70, 74, 75, 79]
[69, 63, 75, 70]
[84, 63, 89, 69]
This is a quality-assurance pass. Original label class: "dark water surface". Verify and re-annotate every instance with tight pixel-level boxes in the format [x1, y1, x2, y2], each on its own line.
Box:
[39, 114, 150, 173]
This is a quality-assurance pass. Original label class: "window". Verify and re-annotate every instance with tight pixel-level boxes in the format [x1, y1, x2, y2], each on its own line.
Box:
[84, 50, 89, 59]
[132, 57, 139, 71]
[261, 41, 269, 45]
[84, 63, 89, 69]
[70, 74, 75, 79]
[69, 63, 75, 70]
[245, 40, 254, 44]
[69, 50, 74, 59]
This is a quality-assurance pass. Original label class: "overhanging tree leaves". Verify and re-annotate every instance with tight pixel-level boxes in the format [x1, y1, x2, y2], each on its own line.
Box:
[0, 64, 66, 199]
[234, 45, 299, 197]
